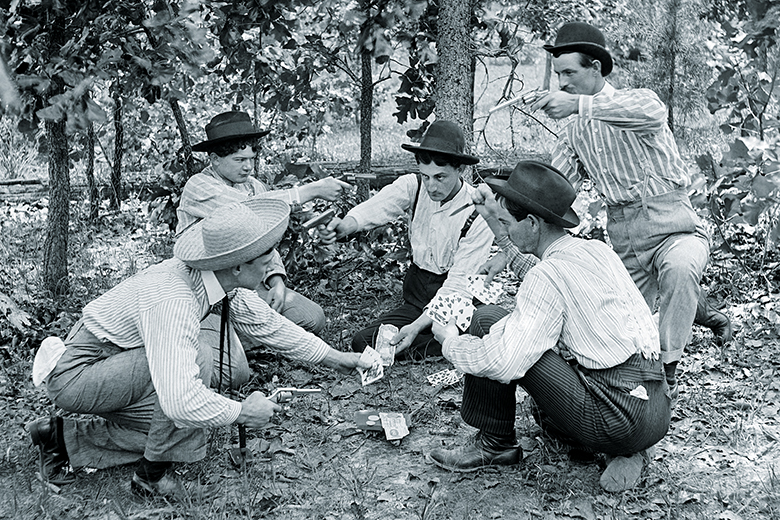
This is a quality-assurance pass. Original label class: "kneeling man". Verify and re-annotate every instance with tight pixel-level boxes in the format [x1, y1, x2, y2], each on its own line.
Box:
[430, 161, 671, 492]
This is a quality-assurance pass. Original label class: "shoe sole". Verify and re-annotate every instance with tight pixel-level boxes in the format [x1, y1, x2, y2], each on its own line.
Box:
[426, 453, 519, 473]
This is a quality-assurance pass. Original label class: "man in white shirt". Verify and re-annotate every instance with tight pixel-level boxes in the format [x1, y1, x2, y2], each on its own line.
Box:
[320, 120, 493, 359]
[429, 161, 670, 492]
[28, 199, 368, 498]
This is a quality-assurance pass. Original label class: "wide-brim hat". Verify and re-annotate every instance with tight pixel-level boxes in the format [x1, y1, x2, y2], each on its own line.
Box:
[192, 111, 270, 152]
[174, 198, 290, 271]
[485, 160, 580, 228]
[543, 22, 613, 77]
[401, 120, 479, 165]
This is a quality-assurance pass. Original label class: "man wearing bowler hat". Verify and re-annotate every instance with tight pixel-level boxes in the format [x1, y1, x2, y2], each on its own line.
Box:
[429, 161, 670, 492]
[319, 120, 494, 360]
[27, 199, 369, 498]
[178, 111, 353, 338]
[526, 21, 731, 401]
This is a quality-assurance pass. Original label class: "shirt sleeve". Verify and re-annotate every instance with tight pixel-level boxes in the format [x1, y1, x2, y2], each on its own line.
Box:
[580, 88, 667, 133]
[228, 288, 331, 363]
[141, 299, 242, 429]
[495, 235, 537, 282]
[550, 131, 584, 191]
[346, 174, 417, 231]
[443, 268, 564, 383]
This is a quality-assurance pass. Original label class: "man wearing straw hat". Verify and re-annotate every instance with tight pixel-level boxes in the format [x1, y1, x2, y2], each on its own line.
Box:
[523, 21, 731, 401]
[429, 161, 670, 492]
[320, 120, 495, 360]
[27, 199, 368, 498]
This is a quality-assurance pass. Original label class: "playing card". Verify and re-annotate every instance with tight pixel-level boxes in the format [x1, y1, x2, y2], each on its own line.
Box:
[357, 346, 384, 386]
[467, 274, 503, 305]
[425, 293, 455, 327]
[426, 368, 463, 387]
[379, 412, 410, 440]
[450, 295, 476, 332]
[375, 324, 398, 366]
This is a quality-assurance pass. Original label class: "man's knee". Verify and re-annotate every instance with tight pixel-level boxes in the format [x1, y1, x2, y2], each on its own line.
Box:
[351, 327, 374, 353]
[469, 305, 509, 338]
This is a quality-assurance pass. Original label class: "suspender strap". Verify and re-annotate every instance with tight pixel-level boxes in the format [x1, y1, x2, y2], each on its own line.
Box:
[411, 173, 422, 221]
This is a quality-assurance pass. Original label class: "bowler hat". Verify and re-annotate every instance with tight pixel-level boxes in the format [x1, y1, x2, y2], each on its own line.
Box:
[485, 161, 580, 228]
[401, 120, 479, 165]
[192, 111, 270, 152]
[174, 198, 290, 271]
[543, 22, 613, 77]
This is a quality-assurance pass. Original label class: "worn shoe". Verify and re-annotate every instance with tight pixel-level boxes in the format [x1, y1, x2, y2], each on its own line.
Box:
[694, 293, 732, 345]
[600, 450, 648, 492]
[27, 417, 75, 486]
[428, 431, 521, 472]
[131, 473, 187, 500]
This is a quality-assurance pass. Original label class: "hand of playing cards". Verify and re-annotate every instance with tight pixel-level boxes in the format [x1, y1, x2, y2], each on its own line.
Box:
[467, 274, 503, 305]
[425, 292, 476, 332]
[357, 346, 384, 386]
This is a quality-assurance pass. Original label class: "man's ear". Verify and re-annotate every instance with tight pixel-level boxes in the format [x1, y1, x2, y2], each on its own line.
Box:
[593, 59, 602, 75]
[231, 265, 242, 277]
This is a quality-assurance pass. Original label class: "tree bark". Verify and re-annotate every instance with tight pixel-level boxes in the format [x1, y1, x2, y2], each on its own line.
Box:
[86, 122, 99, 222]
[110, 84, 123, 210]
[169, 97, 195, 179]
[355, 0, 374, 203]
[656, 0, 680, 133]
[434, 0, 475, 180]
[43, 117, 70, 295]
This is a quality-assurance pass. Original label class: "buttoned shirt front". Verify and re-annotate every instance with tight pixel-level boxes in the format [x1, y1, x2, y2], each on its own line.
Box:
[551, 82, 691, 206]
[79, 258, 331, 429]
[346, 173, 494, 301]
[442, 235, 659, 383]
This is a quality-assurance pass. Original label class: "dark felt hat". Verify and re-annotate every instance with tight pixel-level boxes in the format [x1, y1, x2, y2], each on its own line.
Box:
[192, 111, 270, 152]
[485, 160, 580, 228]
[401, 120, 479, 165]
[543, 22, 613, 77]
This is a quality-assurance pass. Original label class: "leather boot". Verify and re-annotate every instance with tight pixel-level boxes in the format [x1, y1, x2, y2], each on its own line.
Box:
[27, 416, 75, 485]
[694, 292, 732, 345]
[428, 431, 521, 472]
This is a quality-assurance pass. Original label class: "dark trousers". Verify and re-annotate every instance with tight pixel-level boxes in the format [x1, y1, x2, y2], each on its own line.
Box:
[461, 306, 671, 456]
[352, 263, 447, 360]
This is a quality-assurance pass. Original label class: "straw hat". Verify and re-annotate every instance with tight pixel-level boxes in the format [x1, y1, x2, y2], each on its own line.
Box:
[401, 120, 479, 165]
[192, 111, 270, 152]
[543, 22, 613, 77]
[485, 160, 580, 228]
[174, 198, 290, 271]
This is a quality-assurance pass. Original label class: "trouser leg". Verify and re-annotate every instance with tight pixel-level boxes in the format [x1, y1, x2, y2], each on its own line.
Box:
[351, 302, 443, 359]
[256, 286, 326, 335]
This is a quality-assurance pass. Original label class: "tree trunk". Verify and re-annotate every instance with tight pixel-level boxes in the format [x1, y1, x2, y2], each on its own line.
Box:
[355, 0, 374, 203]
[43, 117, 70, 295]
[656, 0, 680, 133]
[169, 97, 195, 179]
[110, 84, 123, 210]
[435, 0, 475, 179]
[86, 122, 99, 222]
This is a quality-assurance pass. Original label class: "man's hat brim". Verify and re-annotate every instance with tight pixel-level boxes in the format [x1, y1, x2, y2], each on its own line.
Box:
[400, 143, 480, 165]
[192, 130, 271, 152]
[543, 42, 613, 76]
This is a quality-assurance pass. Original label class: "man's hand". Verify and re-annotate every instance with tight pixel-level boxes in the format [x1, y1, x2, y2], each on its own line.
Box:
[236, 391, 282, 428]
[301, 177, 353, 202]
[264, 276, 287, 313]
[391, 324, 420, 355]
[318, 216, 358, 244]
[479, 252, 508, 284]
[431, 319, 459, 345]
[529, 91, 579, 120]
[321, 349, 372, 374]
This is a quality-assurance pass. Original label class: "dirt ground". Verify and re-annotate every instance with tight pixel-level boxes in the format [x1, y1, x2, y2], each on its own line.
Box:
[1, 267, 779, 520]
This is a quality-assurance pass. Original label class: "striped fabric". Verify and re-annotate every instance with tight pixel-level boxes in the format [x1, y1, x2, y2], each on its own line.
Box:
[443, 235, 659, 383]
[79, 258, 330, 429]
[495, 235, 537, 282]
[551, 82, 690, 206]
[346, 173, 494, 302]
[176, 165, 292, 283]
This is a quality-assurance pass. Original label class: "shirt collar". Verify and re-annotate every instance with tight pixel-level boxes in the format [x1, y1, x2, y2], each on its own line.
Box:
[201, 269, 226, 306]
[598, 80, 615, 96]
[541, 234, 573, 261]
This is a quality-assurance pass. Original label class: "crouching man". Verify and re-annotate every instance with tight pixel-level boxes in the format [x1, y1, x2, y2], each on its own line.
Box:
[429, 161, 671, 492]
[28, 198, 368, 498]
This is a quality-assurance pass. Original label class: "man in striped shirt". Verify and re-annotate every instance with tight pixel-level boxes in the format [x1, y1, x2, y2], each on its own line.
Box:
[529, 22, 731, 399]
[27, 199, 368, 498]
[429, 161, 670, 492]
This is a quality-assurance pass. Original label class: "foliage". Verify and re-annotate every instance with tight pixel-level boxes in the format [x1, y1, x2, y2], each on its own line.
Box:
[700, 0, 780, 268]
